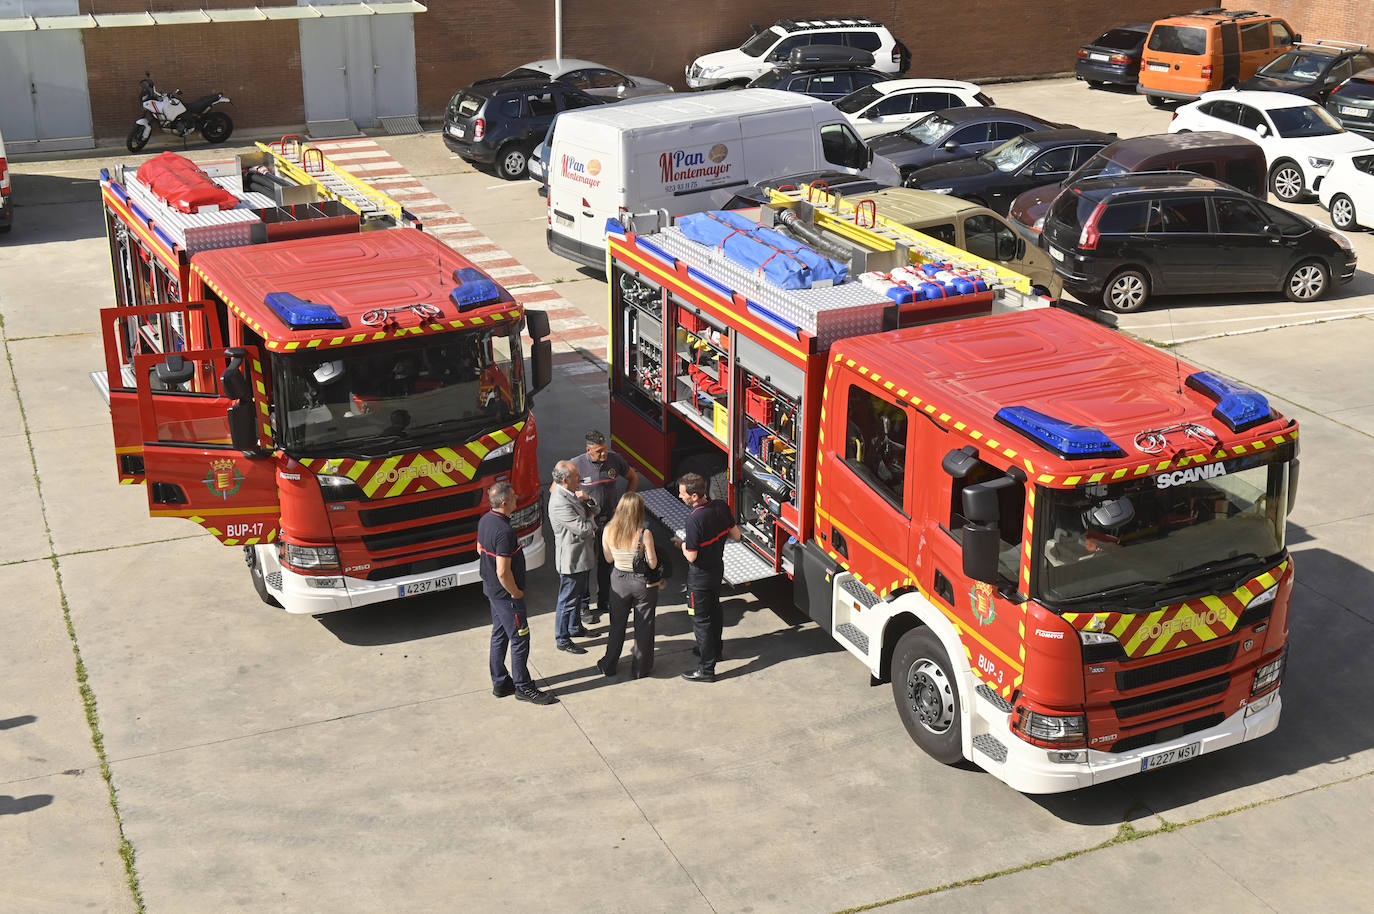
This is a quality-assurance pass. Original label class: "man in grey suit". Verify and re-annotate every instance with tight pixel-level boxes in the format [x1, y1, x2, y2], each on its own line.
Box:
[548, 460, 598, 653]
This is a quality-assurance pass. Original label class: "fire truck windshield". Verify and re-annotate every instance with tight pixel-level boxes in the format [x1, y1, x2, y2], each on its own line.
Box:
[275, 325, 526, 457]
[1036, 447, 1292, 609]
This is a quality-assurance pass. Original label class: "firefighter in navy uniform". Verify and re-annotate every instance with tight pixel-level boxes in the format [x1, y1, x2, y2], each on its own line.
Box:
[675, 472, 740, 683]
[478, 481, 558, 705]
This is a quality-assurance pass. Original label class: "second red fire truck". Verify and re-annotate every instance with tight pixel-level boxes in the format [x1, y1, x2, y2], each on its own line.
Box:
[605, 184, 1295, 792]
[94, 143, 552, 614]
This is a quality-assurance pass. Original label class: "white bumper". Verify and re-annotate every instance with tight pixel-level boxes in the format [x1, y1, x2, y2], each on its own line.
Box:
[260, 530, 546, 615]
[971, 691, 1282, 795]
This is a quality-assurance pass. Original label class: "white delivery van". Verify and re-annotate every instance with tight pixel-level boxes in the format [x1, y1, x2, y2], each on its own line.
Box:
[546, 89, 896, 268]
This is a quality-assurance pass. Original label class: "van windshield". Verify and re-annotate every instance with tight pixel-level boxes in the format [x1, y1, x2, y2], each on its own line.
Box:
[1147, 25, 1206, 56]
[741, 27, 784, 57]
[1269, 103, 1343, 137]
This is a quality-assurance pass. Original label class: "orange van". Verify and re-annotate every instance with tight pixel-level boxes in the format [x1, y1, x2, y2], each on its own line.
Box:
[1138, 9, 1299, 107]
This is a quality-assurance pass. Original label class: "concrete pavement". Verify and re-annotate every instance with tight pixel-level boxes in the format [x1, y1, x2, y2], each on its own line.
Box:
[2, 76, 1373, 912]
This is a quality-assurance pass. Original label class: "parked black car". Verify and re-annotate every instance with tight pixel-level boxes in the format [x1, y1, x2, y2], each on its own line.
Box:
[1239, 42, 1374, 103]
[1075, 23, 1151, 88]
[1042, 172, 1356, 312]
[904, 128, 1115, 214]
[443, 78, 603, 180]
[1326, 66, 1374, 135]
[869, 107, 1063, 178]
[746, 44, 888, 102]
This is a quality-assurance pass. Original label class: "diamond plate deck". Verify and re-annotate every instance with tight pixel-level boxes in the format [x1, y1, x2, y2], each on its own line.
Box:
[976, 683, 1014, 713]
[835, 622, 870, 655]
[840, 577, 880, 608]
[972, 733, 1008, 763]
[640, 488, 777, 586]
[378, 114, 422, 135]
[307, 118, 363, 139]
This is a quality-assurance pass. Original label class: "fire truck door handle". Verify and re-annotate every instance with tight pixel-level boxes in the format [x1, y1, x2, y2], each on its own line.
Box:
[933, 569, 954, 604]
[831, 527, 848, 558]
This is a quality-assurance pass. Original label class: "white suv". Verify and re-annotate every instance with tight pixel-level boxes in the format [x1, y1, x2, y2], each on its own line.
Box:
[1318, 149, 1374, 230]
[836, 79, 992, 140]
[686, 18, 909, 90]
[1169, 89, 1374, 202]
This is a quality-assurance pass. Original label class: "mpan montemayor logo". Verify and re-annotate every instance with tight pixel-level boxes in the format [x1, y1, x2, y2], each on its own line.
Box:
[561, 154, 602, 188]
[660, 144, 732, 185]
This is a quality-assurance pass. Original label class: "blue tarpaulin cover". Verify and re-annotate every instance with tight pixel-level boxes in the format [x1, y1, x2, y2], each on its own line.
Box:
[678, 210, 847, 290]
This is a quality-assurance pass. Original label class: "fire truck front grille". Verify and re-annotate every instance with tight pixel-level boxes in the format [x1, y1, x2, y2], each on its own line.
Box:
[358, 489, 483, 527]
[365, 550, 478, 581]
[362, 516, 481, 553]
[1108, 713, 1226, 753]
[1112, 673, 1230, 720]
[1116, 643, 1238, 692]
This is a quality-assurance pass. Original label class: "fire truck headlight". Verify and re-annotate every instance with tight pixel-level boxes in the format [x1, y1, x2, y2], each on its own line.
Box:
[509, 501, 542, 530]
[317, 474, 364, 503]
[282, 543, 341, 571]
[484, 441, 515, 463]
[1013, 709, 1087, 747]
[1252, 650, 1286, 694]
[1247, 582, 1279, 611]
[1079, 629, 1122, 662]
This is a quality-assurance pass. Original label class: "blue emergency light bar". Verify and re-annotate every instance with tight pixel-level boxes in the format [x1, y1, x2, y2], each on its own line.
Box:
[265, 292, 345, 329]
[1184, 371, 1273, 432]
[995, 406, 1125, 460]
[450, 267, 501, 311]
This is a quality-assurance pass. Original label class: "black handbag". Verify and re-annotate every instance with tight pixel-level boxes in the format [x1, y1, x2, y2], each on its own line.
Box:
[632, 529, 664, 583]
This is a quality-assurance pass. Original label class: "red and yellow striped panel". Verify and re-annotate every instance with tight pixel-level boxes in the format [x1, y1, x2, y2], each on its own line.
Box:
[297, 421, 524, 499]
[1062, 559, 1289, 658]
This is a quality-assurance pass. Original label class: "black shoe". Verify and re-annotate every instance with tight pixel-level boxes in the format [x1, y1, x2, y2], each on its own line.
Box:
[557, 642, 588, 654]
[514, 684, 559, 705]
[595, 658, 617, 678]
[492, 681, 515, 698]
[681, 669, 716, 683]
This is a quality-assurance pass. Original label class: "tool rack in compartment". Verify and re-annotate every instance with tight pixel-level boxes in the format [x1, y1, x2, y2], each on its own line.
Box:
[607, 221, 893, 576]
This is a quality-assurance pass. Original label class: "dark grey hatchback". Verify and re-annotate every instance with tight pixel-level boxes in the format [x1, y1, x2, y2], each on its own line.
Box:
[1041, 173, 1356, 312]
[869, 107, 1063, 179]
[443, 78, 603, 180]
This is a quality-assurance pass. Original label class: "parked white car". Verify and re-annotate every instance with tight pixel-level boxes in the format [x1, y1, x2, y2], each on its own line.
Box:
[686, 18, 909, 90]
[835, 79, 992, 140]
[1318, 149, 1374, 230]
[1168, 89, 1374, 202]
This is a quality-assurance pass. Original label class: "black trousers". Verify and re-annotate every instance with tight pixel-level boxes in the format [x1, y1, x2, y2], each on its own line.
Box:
[687, 576, 723, 673]
[488, 595, 531, 688]
[590, 524, 613, 618]
[604, 569, 658, 678]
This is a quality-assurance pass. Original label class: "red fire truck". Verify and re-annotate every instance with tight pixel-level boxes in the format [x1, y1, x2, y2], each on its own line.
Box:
[605, 185, 1295, 792]
[93, 145, 552, 614]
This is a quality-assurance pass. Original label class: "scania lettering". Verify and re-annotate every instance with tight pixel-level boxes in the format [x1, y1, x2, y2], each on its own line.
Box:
[604, 183, 1296, 793]
[92, 142, 554, 614]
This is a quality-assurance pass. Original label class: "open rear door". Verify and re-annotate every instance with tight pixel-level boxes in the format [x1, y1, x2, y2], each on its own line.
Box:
[133, 346, 281, 546]
[95, 301, 223, 484]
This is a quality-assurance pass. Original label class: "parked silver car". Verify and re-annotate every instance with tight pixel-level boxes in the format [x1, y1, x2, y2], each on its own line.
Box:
[496, 59, 674, 100]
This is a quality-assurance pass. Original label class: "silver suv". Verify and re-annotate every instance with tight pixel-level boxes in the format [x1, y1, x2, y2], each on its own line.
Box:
[686, 18, 910, 90]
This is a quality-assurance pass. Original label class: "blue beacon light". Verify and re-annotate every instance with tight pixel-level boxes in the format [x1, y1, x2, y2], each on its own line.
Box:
[450, 267, 502, 311]
[995, 406, 1125, 460]
[264, 292, 345, 329]
[1185, 371, 1273, 432]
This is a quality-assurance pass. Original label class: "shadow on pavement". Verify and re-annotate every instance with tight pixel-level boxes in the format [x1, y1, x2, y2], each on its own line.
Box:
[0, 794, 54, 815]
[3, 174, 104, 245]
[0, 715, 37, 730]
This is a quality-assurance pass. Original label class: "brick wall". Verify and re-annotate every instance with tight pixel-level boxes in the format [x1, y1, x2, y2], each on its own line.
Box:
[78, 1, 1369, 140]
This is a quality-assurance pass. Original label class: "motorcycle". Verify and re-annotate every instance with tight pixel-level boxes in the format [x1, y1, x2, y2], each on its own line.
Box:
[127, 74, 234, 153]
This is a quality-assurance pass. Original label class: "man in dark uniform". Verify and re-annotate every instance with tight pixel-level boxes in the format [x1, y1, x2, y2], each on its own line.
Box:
[676, 472, 739, 683]
[570, 429, 638, 626]
[478, 481, 558, 705]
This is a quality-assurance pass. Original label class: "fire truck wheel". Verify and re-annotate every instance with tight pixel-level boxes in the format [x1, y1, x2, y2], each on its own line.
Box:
[891, 627, 963, 764]
[245, 546, 282, 608]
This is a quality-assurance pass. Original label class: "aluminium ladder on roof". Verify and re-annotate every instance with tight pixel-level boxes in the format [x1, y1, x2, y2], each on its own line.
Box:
[764, 183, 1021, 292]
[257, 136, 405, 224]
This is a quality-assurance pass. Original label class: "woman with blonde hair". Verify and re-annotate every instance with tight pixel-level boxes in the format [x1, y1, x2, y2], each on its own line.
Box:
[596, 491, 661, 679]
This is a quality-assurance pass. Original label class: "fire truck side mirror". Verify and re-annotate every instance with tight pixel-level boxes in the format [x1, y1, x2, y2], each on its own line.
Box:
[228, 402, 260, 454]
[961, 524, 1001, 585]
[525, 309, 551, 341]
[220, 349, 252, 401]
[530, 339, 553, 393]
[1287, 458, 1300, 514]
